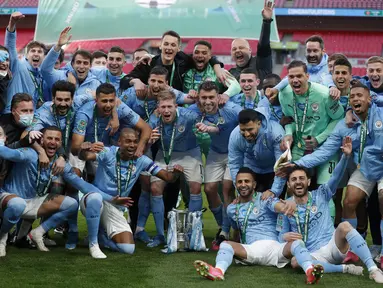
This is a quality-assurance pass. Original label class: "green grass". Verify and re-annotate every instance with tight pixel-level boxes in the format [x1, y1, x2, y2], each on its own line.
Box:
[0, 196, 379, 288]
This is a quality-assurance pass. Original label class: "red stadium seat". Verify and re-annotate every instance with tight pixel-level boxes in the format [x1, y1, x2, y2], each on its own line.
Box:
[64, 39, 145, 54]
[291, 31, 383, 58]
[294, 0, 383, 9]
[0, 29, 33, 51]
[1, 0, 38, 7]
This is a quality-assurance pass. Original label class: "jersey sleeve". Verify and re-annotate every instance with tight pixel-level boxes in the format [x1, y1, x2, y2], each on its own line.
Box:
[228, 128, 245, 181]
[73, 106, 91, 136]
[27, 110, 46, 132]
[226, 204, 239, 230]
[142, 156, 161, 176]
[0, 146, 35, 163]
[278, 215, 291, 243]
[119, 103, 140, 127]
[95, 147, 111, 164]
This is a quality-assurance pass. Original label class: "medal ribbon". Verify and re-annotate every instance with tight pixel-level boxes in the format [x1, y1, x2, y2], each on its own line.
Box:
[93, 105, 99, 142]
[160, 115, 177, 165]
[235, 193, 261, 244]
[169, 62, 175, 87]
[294, 192, 313, 243]
[143, 96, 155, 122]
[36, 155, 57, 197]
[241, 91, 259, 109]
[358, 112, 369, 167]
[52, 104, 73, 150]
[28, 70, 44, 104]
[292, 83, 311, 148]
[116, 149, 133, 197]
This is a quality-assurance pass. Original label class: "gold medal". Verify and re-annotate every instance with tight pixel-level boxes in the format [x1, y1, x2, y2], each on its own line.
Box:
[357, 163, 361, 169]
[297, 142, 302, 148]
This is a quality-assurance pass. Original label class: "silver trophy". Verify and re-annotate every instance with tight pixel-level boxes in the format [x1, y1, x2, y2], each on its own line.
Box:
[173, 208, 191, 251]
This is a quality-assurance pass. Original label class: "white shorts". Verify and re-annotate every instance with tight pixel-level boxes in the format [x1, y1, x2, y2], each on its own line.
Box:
[242, 240, 289, 268]
[347, 169, 383, 197]
[204, 150, 232, 183]
[0, 192, 48, 220]
[311, 231, 347, 264]
[80, 195, 132, 239]
[150, 148, 202, 183]
[338, 160, 357, 189]
[69, 153, 98, 174]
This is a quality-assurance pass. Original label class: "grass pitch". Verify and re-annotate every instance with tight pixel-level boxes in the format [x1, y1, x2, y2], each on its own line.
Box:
[0, 197, 379, 288]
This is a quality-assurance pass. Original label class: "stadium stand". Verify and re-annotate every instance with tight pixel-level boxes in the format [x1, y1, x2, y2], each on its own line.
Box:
[64, 39, 145, 54]
[0, 0, 38, 7]
[291, 31, 383, 58]
[293, 0, 383, 9]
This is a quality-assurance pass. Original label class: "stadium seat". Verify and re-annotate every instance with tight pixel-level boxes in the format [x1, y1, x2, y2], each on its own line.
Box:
[293, 0, 383, 9]
[0, 29, 33, 51]
[1, 0, 38, 7]
[291, 31, 383, 58]
[64, 39, 145, 54]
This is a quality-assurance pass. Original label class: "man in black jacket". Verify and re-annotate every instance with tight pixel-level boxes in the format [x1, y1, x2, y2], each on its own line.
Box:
[229, 0, 274, 88]
[122, 30, 224, 94]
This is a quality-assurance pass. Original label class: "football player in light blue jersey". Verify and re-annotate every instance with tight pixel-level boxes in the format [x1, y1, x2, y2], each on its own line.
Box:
[120, 66, 196, 122]
[229, 109, 286, 198]
[91, 46, 127, 95]
[355, 56, 383, 98]
[187, 81, 241, 249]
[78, 128, 183, 258]
[194, 167, 325, 284]
[71, 83, 151, 175]
[279, 137, 383, 283]
[259, 73, 284, 123]
[40, 27, 101, 107]
[0, 126, 120, 257]
[230, 69, 263, 110]
[135, 90, 201, 247]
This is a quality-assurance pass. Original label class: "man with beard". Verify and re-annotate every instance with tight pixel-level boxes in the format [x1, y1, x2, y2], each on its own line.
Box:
[187, 81, 241, 249]
[91, 47, 127, 94]
[279, 137, 383, 283]
[71, 83, 151, 175]
[183, 40, 240, 97]
[279, 80, 383, 265]
[5, 12, 47, 112]
[268, 35, 340, 100]
[279, 61, 344, 187]
[132, 48, 149, 68]
[0, 126, 120, 257]
[136, 90, 202, 247]
[193, 167, 325, 284]
[230, 69, 263, 110]
[259, 73, 284, 123]
[91, 51, 107, 68]
[41, 27, 101, 110]
[228, 0, 273, 88]
[229, 108, 285, 199]
[78, 128, 183, 258]
[121, 66, 197, 122]
[122, 30, 224, 94]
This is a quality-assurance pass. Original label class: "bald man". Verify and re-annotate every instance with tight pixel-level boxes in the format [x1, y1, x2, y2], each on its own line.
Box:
[229, 0, 274, 88]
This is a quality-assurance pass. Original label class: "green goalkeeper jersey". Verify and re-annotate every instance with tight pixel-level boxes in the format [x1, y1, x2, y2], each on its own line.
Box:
[279, 82, 344, 160]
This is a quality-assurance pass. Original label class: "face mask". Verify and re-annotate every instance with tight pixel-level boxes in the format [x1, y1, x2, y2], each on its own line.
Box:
[0, 70, 8, 78]
[0, 138, 5, 146]
[18, 113, 34, 127]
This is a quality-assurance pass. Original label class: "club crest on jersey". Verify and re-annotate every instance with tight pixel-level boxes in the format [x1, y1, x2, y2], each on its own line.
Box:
[178, 125, 185, 133]
[77, 120, 86, 133]
[253, 207, 259, 214]
[311, 103, 319, 112]
[375, 120, 383, 129]
[218, 117, 225, 125]
[86, 88, 92, 95]
[311, 205, 317, 213]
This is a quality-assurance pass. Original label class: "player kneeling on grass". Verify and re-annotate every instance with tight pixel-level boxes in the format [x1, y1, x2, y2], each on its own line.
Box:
[0, 126, 113, 256]
[194, 167, 325, 284]
[279, 136, 383, 283]
[79, 128, 183, 259]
